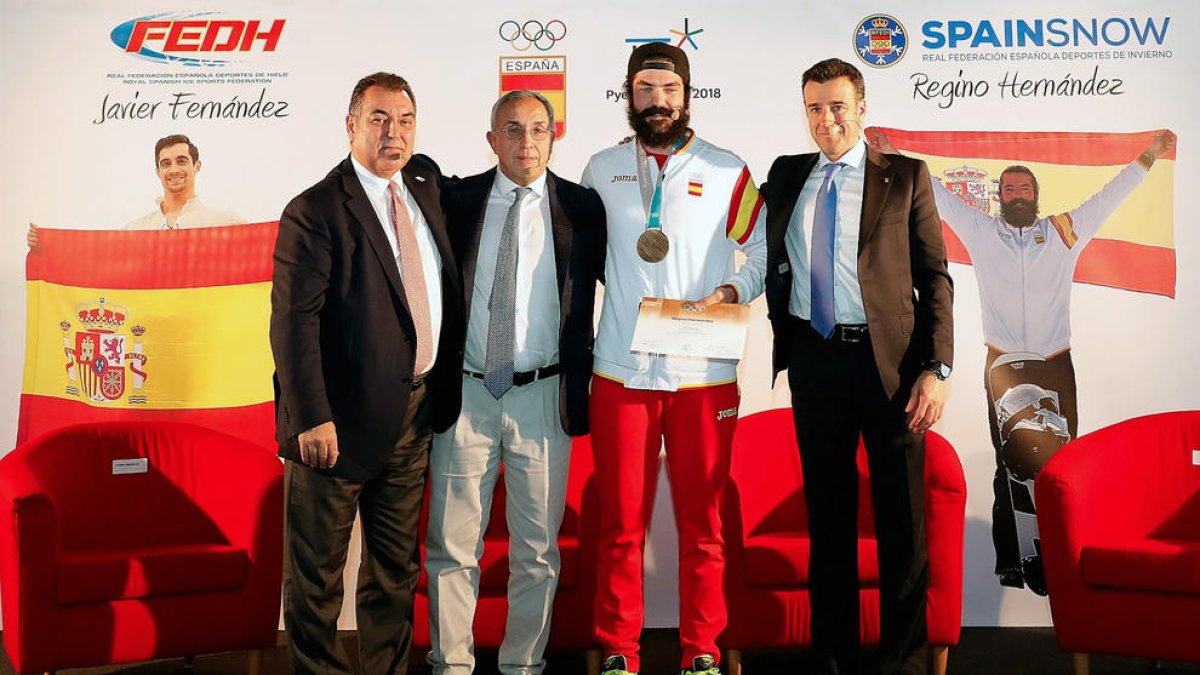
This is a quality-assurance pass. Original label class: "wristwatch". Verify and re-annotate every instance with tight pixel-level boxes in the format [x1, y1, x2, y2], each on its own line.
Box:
[923, 360, 952, 381]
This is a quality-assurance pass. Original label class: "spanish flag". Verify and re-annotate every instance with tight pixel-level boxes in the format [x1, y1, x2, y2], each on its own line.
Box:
[867, 127, 1176, 297]
[19, 222, 278, 448]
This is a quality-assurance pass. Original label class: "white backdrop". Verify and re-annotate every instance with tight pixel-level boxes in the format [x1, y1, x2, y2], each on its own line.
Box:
[1, 0, 1197, 630]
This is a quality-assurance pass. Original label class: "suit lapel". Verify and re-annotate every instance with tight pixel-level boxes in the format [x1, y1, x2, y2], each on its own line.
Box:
[858, 148, 893, 255]
[768, 154, 819, 268]
[458, 170, 494, 318]
[546, 171, 572, 333]
[403, 165, 460, 300]
[340, 159, 409, 314]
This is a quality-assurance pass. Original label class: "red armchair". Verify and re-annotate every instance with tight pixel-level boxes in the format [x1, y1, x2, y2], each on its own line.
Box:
[0, 421, 283, 674]
[414, 433, 600, 656]
[1036, 410, 1200, 674]
[721, 408, 966, 675]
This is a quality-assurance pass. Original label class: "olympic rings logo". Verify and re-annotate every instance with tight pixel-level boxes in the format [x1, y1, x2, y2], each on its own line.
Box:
[498, 19, 567, 52]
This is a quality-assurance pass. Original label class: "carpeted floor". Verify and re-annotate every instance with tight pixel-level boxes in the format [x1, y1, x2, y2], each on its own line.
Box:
[2, 628, 1198, 674]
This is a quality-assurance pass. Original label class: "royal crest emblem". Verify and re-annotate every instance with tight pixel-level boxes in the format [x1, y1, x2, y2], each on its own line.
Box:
[854, 15, 907, 68]
[61, 297, 149, 405]
[941, 165, 994, 214]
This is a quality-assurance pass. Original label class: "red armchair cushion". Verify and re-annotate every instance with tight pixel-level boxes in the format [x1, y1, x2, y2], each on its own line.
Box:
[744, 534, 880, 586]
[57, 543, 249, 605]
[1081, 538, 1200, 595]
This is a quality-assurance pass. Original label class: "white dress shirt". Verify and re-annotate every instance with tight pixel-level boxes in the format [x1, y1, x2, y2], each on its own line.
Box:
[786, 138, 869, 325]
[464, 170, 560, 373]
[350, 154, 444, 371]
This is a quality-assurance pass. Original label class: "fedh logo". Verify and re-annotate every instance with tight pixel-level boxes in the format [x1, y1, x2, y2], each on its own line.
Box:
[111, 11, 285, 66]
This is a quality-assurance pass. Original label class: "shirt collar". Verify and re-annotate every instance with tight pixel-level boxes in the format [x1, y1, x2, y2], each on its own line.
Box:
[817, 137, 867, 173]
[493, 168, 547, 200]
[350, 153, 401, 198]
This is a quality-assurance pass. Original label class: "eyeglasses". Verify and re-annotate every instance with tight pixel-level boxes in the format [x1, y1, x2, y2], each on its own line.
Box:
[496, 124, 551, 141]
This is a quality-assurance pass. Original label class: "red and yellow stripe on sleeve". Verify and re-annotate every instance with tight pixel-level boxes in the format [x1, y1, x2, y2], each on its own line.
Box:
[726, 166, 764, 245]
[18, 222, 279, 450]
[1047, 213, 1079, 249]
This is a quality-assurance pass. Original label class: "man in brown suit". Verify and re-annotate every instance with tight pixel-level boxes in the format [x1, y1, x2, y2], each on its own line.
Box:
[762, 58, 954, 675]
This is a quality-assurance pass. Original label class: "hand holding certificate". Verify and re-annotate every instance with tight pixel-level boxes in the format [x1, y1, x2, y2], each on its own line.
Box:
[629, 297, 751, 360]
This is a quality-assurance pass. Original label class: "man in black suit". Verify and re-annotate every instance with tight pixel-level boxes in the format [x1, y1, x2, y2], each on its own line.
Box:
[424, 90, 605, 675]
[270, 71, 463, 675]
[762, 58, 954, 675]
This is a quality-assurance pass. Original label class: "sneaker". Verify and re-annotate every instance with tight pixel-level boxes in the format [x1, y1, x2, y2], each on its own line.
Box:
[602, 654, 636, 675]
[682, 654, 721, 675]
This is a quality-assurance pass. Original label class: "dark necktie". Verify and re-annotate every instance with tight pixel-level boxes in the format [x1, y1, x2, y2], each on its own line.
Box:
[483, 186, 531, 399]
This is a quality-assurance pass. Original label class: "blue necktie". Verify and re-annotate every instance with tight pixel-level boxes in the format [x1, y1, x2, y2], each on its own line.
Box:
[810, 162, 844, 338]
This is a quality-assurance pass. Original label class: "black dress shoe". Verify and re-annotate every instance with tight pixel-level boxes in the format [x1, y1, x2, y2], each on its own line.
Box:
[1022, 556, 1048, 596]
[997, 566, 1025, 589]
[816, 656, 842, 675]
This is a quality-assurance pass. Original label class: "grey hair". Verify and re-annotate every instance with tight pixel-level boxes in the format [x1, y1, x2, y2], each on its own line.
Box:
[489, 89, 555, 133]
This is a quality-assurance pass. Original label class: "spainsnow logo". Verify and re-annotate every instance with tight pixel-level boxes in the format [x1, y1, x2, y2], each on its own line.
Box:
[111, 11, 285, 66]
[854, 14, 907, 68]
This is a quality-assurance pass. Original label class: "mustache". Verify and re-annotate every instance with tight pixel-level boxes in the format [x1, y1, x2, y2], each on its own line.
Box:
[1000, 197, 1039, 227]
[636, 106, 677, 121]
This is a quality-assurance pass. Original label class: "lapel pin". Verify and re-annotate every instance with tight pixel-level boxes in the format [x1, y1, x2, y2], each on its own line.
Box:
[414, 175, 426, 182]
[882, 176, 891, 183]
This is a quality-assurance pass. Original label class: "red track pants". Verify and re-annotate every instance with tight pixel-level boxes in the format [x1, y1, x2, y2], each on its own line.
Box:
[590, 376, 739, 672]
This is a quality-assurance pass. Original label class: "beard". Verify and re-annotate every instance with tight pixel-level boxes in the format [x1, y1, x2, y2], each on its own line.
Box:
[1000, 197, 1039, 228]
[627, 104, 690, 148]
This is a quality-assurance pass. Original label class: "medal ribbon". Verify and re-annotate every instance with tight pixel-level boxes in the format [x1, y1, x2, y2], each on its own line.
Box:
[636, 132, 690, 234]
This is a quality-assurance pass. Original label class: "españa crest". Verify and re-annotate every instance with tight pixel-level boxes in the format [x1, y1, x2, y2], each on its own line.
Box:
[61, 297, 149, 405]
[499, 55, 567, 140]
[942, 165, 994, 214]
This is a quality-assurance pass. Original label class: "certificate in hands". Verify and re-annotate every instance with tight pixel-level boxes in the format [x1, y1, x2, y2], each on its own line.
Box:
[629, 297, 751, 360]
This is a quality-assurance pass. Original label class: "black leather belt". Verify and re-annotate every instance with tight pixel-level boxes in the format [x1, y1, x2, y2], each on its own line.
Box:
[463, 363, 560, 386]
[790, 317, 870, 344]
[830, 324, 870, 343]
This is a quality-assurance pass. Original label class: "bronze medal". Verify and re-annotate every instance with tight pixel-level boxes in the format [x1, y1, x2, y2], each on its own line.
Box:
[637, 229, 670, 263]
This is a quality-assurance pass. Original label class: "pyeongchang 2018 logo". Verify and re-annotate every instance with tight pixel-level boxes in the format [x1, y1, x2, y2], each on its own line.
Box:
[111, 11, 285, 66]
